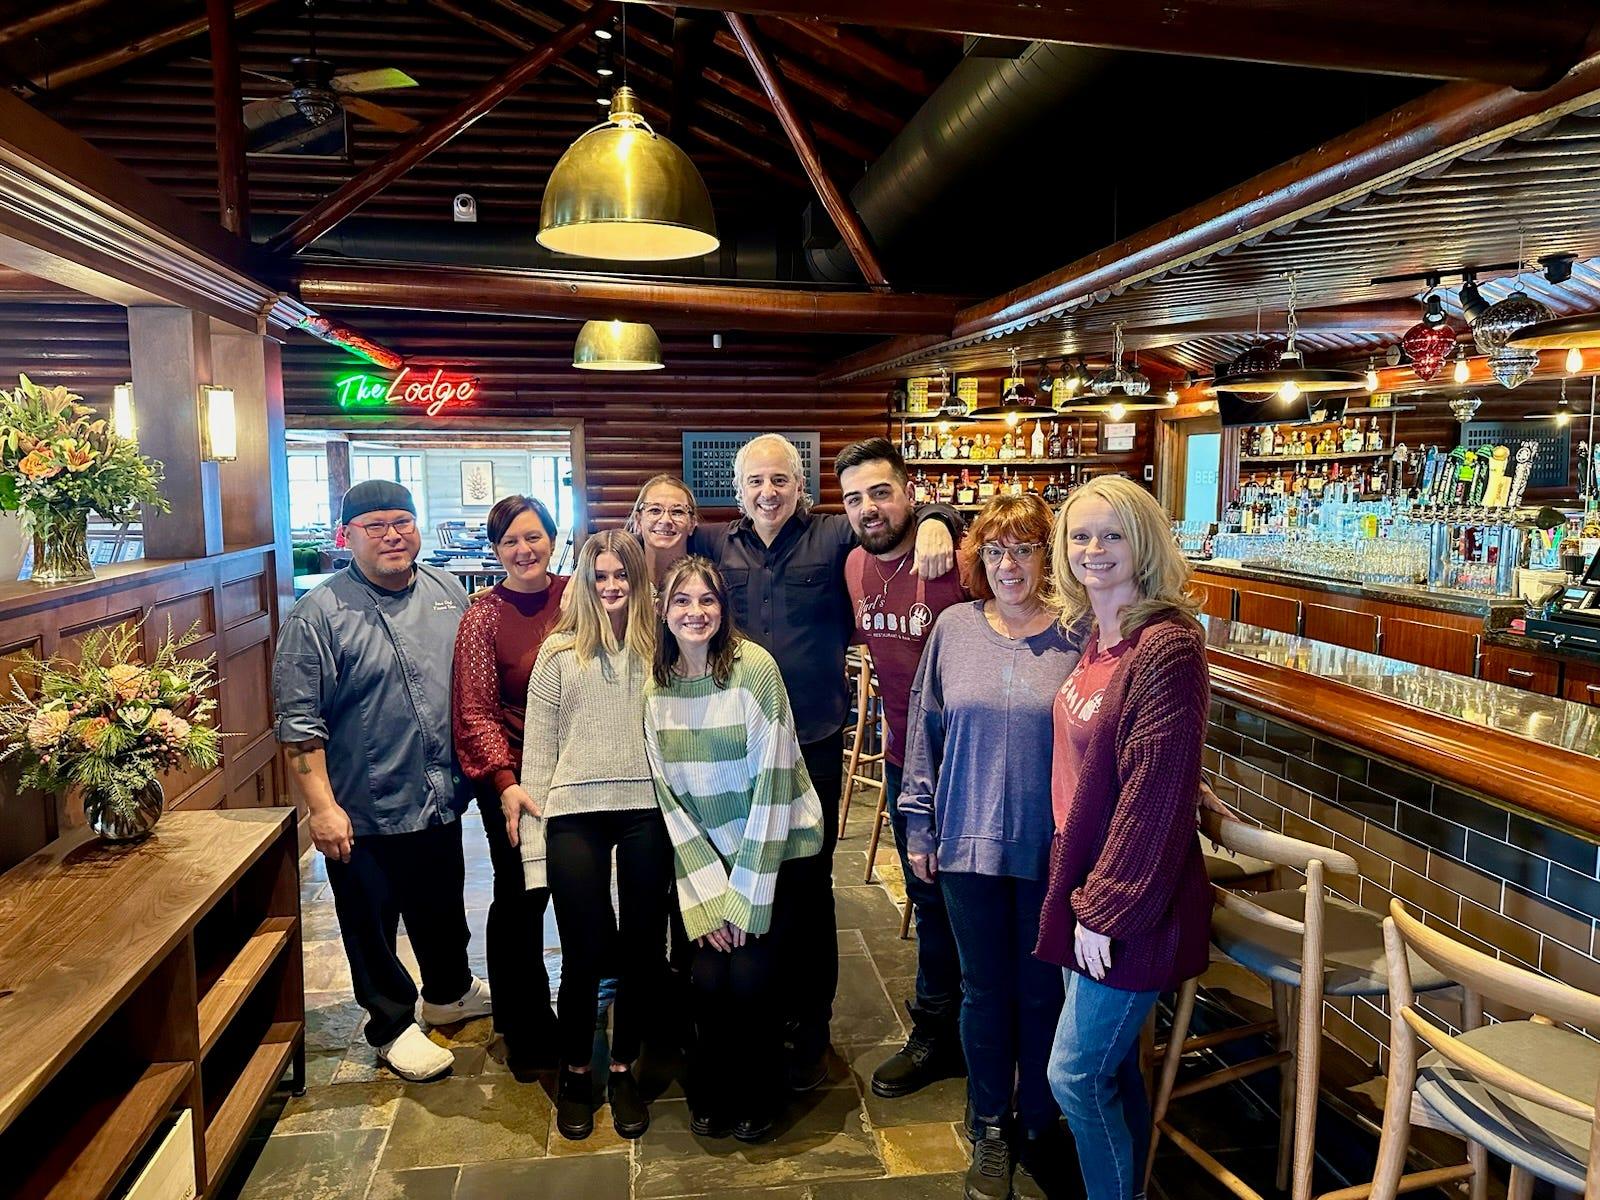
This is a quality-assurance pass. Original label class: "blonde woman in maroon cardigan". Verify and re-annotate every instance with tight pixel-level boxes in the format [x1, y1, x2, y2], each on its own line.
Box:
[1036, 475, 1211, 1200]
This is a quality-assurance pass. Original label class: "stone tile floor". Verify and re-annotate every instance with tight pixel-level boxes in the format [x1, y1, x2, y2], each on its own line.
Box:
[216, 807, 1347, 1200]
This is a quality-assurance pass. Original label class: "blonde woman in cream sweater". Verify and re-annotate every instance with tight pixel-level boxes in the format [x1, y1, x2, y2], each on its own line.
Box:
[519, 529, 667, 1144]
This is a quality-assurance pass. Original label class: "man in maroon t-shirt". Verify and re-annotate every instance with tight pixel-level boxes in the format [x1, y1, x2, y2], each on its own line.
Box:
[837, 438, 969, 1100]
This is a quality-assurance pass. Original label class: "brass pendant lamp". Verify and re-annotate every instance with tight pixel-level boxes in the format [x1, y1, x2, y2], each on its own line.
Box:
[572, 319, 664, 371]
[538, 86, 718, 262]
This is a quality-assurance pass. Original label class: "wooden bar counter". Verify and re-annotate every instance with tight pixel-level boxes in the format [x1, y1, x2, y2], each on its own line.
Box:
[1202, 616, 1600, 1063]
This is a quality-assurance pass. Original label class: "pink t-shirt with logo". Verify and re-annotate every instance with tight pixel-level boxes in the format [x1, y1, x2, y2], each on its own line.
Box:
[1052, 634, 1129, 832]
[845, 548, 967, 766]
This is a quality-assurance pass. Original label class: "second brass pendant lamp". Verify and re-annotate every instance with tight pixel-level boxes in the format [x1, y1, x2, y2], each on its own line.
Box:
[543, 11, 720, 371]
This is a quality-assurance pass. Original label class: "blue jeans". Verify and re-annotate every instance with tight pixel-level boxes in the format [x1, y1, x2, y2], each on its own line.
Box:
[884, 762, 962, 1025]
[940, 870, 1063, 1132]
[1049, 969, 1161, 1200]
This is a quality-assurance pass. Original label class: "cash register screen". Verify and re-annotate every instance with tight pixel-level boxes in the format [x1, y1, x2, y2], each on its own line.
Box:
[1581, 546, 1600, 586]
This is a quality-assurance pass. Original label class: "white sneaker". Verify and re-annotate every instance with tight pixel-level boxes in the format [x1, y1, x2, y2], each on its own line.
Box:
[378, 1024, 453, 1082]
[419, 976, 493, 1028]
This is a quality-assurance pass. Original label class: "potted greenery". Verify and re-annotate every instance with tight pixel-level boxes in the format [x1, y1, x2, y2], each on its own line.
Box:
[0, 621, 223, 841]
[0, 375, 167, 584]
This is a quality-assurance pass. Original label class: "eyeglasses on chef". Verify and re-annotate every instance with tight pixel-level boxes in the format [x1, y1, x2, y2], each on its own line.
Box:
[351, 517, 417, 538]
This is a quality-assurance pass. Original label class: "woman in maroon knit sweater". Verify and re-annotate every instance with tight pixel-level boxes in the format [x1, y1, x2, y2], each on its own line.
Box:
[1036, 475, 1211, 1200]
[450, 495, 568, 1079]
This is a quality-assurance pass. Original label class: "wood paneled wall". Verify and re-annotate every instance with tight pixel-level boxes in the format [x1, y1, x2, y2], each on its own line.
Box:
[0, 548, 282, 873]
[0, 304, 1161, 532]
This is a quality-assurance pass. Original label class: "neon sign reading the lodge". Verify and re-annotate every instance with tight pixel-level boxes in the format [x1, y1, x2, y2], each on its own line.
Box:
[334, 367, 478, 417]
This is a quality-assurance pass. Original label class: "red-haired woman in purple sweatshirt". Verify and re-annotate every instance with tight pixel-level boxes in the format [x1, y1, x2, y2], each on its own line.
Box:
[1036, 475, 1212, 1200]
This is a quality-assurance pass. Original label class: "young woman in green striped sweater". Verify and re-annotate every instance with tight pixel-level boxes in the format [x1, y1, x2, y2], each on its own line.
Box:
[643, 556, 824, 1142]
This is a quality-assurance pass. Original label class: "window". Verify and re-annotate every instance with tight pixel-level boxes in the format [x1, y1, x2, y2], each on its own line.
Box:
[353, 454, 426, 527]
[530, 453, 575, 535]
[287, 452, 331, 532]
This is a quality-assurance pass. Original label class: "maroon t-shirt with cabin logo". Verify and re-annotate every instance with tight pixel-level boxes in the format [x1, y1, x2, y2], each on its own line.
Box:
[845, 548, 967, 767]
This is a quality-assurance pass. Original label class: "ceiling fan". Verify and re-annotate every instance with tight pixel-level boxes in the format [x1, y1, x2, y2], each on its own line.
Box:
[242, 0, 419, 138]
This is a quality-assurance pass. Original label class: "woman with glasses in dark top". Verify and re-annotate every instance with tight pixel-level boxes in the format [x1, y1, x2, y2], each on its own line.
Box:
[626, 474, 698, 600]
[899, 493, 1085, 1200]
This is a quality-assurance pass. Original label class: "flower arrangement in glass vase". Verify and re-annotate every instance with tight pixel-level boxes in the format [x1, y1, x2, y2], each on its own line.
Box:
[0, 620, 222, 841]
[0, 375, 168, 584]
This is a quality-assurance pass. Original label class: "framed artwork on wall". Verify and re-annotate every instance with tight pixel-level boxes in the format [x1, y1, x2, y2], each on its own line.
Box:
[460, 460, 494, 507]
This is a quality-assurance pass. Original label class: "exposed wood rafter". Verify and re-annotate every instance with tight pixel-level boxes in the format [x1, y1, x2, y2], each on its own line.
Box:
[29, 0, 283, 92]
[205, 0, 250, 236]
[292, 260, 957, 335]
[427, 0, 802, 186]
[267, 4, 615, 256]
[725, 13, 889, 289]
[647, 1, 1600, 90]
[0, 0, 117, 49]
[775, 16, 932, 93]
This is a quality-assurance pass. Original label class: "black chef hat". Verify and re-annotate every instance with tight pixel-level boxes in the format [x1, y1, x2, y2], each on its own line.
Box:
[341, 480, 417, 525]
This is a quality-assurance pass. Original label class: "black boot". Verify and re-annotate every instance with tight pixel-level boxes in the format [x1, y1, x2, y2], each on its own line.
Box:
[966, 1123, 1014, 1200]
[1016, 1120, 1086, 1199]
[607, 1067, 649, 1139]
[555, 1067, 594, 1141]
[871, 1007, 964, 1098]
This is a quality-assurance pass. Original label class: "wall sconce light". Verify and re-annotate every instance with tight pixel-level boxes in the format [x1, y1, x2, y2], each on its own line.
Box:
[112, 382, 136, 441]
[200, 385, 238, 462]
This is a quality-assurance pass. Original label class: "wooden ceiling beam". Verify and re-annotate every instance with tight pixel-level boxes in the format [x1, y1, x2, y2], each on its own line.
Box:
[640, 4, 901, 132]
[267, 5, 613, 256]
[0, 0, 117, 48]
[31, 0, 284, 92]
[773, 16, 931, 93]
[726, 14, 888, 290]
[205, 0, 250, 236]
[643, 1, 1599, 90]
[429, 0, 803, 186]
[292, 261, 957, 334]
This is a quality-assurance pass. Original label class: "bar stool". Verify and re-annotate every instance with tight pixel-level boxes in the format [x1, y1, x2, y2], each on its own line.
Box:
[1147, 811, 1453, 1200]
[840, 648, 885, 836]
[1365, 899, 1600, 1200]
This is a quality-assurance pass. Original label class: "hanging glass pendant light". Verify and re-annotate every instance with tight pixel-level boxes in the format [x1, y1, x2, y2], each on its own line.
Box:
[1211, 271, 1364, 400]
[539, 85, 719, 261]
[572, 319, 665, 371]
[1062, 325, 1172, 417]
[970, 348, 1059, 419]
[1400, 291, 1457, 383]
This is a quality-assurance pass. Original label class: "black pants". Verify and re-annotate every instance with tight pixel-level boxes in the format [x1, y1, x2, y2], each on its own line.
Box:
[684, 880, 793, 1120]
[326, 819, 473, 1048]
[546, 808, 672, 1069]
[477, 794, 558, 1060]
[778, 728, 843, 1062]
[884, 762, 962, 1027]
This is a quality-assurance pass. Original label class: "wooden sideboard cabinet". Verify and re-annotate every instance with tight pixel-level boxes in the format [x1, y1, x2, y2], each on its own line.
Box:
[0, 808, 302, 1200]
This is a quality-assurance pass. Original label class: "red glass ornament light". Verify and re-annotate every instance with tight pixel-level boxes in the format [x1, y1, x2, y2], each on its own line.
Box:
[1400, 320, 1457, 382]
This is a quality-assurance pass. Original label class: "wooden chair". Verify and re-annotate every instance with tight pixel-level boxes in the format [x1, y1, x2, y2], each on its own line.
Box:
[1366, 899, 1600, 1200]
[840, 648, 885, 836]
[1147, 812, 1454, 1200]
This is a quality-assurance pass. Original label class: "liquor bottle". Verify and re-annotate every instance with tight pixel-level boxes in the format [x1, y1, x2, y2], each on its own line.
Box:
[956, 469, 976, 506]
[1343, 420, 1362, 453]
[939, 431, 958, 460]
[1043, 473, 1060, 504]
[1001, 432, 1017, 461]
[1025, 474, 1038, 494]
[957, 436, 971, 460]
[1009, 470, 1024, 497]
[1048, 424, 1064, 458]
[1366, 416, 1384, 452]
[1030, 420, 1046, 459]
[912, 470, 932, 504]
[1369, 460, 1387, 495]
[975, 434, 991, 460]
[937, 471, 953, 503]
[977, 464, 996, 501]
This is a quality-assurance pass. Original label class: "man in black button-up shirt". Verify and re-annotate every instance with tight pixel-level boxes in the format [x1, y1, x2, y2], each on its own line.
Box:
[691, 434, 961, 1089]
